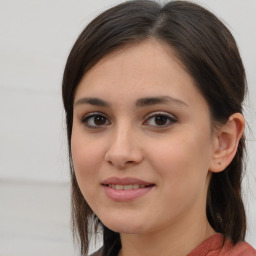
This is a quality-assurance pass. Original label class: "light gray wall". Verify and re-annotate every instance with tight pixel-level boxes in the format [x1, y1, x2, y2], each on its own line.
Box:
[0, 0, 255, 254]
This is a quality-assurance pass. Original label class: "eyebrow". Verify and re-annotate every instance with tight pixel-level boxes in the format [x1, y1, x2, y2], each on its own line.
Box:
[74, 97, 110, 107]
[136, 96, 188, 107]
[74, 96, 188, 108]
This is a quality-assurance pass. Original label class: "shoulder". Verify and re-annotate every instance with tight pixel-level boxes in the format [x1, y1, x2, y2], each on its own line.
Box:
[89, 247, 104, 256]
[188, 233, 256, 256]
[224, 241, 256, 256]
[215, 236, 256, 256]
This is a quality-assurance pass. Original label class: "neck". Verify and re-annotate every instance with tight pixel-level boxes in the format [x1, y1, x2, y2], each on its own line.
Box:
[118, 215, 215, 256]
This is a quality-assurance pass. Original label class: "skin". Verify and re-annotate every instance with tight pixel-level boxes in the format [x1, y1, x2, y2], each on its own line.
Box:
[71, 40, 244, 256]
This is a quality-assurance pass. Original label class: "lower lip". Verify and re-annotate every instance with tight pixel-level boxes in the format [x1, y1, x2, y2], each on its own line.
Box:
[103, 185, 154, 202]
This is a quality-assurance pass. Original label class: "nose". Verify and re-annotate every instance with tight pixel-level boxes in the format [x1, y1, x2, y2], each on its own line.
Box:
[104, 125, 143, 169]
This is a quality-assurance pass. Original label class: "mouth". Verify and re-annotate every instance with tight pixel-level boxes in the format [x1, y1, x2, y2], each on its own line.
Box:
[103, 184, 154, 190]
[101, 177, 155, 201]
[101, 176, 155, 189]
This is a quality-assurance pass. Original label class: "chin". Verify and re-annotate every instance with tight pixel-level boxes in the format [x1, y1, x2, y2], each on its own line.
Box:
[100, 215, 145, 234]
[107, 224, 142, 234]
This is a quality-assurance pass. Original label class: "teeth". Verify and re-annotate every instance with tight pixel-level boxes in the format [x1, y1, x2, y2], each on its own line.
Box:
[124, 185, 133, 190]
[116, 185, 123, 190]
[108, 184, 149, 190]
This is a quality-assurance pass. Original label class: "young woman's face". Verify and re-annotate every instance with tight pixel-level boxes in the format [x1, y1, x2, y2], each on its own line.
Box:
[71, 40, 216, 235]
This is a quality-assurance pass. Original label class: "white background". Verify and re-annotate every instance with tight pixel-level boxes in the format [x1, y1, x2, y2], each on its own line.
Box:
[0, 0, 255, 255]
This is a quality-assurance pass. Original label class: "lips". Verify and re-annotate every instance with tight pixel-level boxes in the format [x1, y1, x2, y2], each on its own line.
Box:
[101, 177, 155, 201]
[107, 184, 149, 190]
[102, 177, 154, 186]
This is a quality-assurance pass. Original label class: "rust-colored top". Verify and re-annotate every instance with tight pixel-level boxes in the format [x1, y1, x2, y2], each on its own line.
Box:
[188, 233, 256, 256]
[90, 233, 256, 256]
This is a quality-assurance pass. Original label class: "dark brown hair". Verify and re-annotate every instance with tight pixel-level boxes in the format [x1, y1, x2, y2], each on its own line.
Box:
[62, 1, 247, 255]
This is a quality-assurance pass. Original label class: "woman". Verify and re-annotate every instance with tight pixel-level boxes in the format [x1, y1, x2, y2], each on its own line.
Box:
[62, 1, 256, 255]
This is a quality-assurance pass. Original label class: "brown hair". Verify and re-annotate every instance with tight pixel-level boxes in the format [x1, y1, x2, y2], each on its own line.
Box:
[62, 0, 247, 254]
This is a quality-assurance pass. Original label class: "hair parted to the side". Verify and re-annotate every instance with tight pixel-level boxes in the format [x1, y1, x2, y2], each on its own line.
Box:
[62, 0, 247, 254]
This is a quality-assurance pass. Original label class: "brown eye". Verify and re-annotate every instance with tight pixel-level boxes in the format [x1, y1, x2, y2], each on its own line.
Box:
[82, 113, 110, 128]
[154, 115, 168, 126]
[145, 113, 177, 127]
[94, 115, 107, 126]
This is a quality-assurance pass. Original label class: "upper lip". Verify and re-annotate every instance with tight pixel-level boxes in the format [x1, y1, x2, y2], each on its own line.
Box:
[101, 177, 154, 186]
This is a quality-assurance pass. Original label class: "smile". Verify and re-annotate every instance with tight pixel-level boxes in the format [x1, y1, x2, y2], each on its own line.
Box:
[102, 177, 155, 201]
[106, 184, 152, 190]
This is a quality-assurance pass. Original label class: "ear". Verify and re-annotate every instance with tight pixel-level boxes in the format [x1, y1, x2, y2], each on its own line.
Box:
[209, 113, 245, 173]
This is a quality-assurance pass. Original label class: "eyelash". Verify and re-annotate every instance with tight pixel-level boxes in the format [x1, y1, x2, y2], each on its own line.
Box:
[81, 112, 110, 129]
[81, 112, 177, 129]
[144, 112, 177, 128]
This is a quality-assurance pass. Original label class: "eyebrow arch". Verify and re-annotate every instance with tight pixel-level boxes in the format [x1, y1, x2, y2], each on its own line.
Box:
[74, 97, 111, 107]
[74, 95, 188, 108]
[136, 96, 188, 107]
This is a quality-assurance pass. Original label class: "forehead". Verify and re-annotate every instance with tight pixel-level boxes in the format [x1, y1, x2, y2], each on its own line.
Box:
[74, 39, 206, 109]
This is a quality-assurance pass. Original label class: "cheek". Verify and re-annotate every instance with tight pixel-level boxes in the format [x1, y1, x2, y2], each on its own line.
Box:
[149, 129, 212, 193]
[71, 131, 103, 196]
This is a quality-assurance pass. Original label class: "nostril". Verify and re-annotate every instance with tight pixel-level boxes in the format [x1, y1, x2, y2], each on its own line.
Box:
[126, 160, 135, 165]
[106, 159, 134, 169]
[104, 147, 143, 169]
[106, 160, 114, 166]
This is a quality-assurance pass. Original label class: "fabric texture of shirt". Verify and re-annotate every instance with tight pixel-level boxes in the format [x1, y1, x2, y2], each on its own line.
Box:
[90, 233, 256, 256]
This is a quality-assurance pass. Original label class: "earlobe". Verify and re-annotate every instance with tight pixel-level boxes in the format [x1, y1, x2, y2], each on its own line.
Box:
[209, 113, 245, 173]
